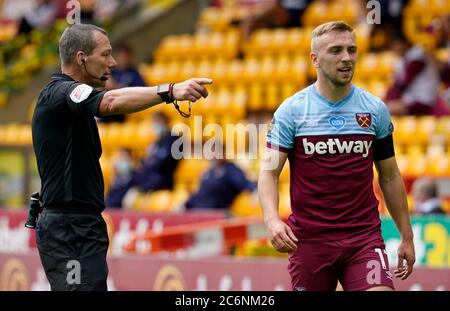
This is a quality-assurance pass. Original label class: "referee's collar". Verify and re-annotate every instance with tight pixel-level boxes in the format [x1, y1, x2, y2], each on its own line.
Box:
[51, 73, 75, 81]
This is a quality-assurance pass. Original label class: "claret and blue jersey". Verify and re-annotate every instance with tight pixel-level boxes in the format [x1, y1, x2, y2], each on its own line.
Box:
[267, 84, 394, 243]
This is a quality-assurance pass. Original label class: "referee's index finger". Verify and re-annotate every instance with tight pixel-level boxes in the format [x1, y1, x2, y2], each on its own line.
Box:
[193, 78, 213, 85]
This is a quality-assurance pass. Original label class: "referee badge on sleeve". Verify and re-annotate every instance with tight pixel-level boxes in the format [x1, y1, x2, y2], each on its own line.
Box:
[70, 84, 93, 103]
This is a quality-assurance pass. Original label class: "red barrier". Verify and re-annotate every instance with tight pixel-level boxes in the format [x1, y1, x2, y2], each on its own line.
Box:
[0, 209, 226, 255]
[124, 216, 266, 255]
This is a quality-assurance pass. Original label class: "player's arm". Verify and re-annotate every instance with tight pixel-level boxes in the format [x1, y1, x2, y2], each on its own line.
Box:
[375, 156, 415, 280]
[98, 78, 212, 116]
[258, 147, 298, 253]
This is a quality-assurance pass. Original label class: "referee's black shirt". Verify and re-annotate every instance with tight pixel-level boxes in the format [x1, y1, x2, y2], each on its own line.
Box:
[32, 73, 107, 212]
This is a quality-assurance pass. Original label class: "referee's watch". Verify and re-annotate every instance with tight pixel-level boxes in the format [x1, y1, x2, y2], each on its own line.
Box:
[157, 83, 174, 103]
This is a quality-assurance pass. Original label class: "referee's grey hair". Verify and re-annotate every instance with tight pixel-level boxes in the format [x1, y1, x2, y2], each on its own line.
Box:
[59, 24, 107, 66]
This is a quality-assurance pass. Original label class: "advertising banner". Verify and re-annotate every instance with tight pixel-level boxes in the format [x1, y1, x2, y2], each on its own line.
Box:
[0, 253, 449, 291]
[0, 209, 226, 255]
[382, 216, 450, 267]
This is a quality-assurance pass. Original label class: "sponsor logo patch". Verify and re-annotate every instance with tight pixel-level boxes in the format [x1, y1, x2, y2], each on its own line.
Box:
[69, 84, 93, 103]
[303, 138, 373, 158]
[329, 116, 346, 129]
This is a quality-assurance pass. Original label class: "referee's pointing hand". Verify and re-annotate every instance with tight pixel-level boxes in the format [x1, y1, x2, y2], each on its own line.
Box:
[173, 78, 213, 102]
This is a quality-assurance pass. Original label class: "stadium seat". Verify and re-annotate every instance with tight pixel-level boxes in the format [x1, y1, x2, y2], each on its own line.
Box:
[230, 192, 261, 217]
[143, 190, 174, 212]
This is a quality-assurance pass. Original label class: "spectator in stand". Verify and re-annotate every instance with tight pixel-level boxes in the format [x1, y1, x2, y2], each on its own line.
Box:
[109, 112, 181, 208]
[183, 141, 256, 213]
[105, 148, 134, 208]
[411, 178, 445, 215]
[385, 33, 441, 115]
[101, 44, 146, 123]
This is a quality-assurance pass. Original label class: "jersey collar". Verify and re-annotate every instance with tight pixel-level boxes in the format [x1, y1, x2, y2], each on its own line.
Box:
[51, 73, 75, 81]
[310, 84, 355, 109]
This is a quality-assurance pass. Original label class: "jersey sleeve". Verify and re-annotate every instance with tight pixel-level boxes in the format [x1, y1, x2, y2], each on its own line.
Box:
[65, 83, 106, 117]
[375, 100, 394, 139]
[266, 100, 295, 152]
[373, 100, 395, 161]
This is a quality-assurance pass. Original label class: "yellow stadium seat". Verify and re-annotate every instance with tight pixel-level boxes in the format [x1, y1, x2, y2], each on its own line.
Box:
[230, 192, 261, 217]
[174, 159, 208, 185]
[426, 152, 450, 176]
[279, 183, 291, 219]
[248, 84, 264, 111]
[272, 29, 288, 50]
[100, 156, 113, 193]
[354, 23, 371, 54]
[358, 53, 379, 78]
[231, 86, 247, 119]
[302, 0, 329, 27]
[330, 0, 358, 25]
[368, 80, 387, 99]
[274, 54, 290, 82]
[166, 61, 181, 82]
[179, 60, 196, 81]
[147, 63, 168, 85]
[377, 52, 398, 76]
[211, 59, 228, 84]
[216, 86, 233, 115]
[193, 32, 211, 55]
[259, 55, 276, 81]
[226, 59, 243, 82]
[279, 161, 290, 183]
[243, 58, 260, 82]
[395, 116, 418, 146]
[265, 83, 280, 110]
[435, 116, 450, 143]
[195, 59, 213, 81]
[395, 152, 408, 175]
[144, 190, 173, 212]
[291, 56, 307, 86]
[287, 28, 304, 51]
[281, 82, 297, 100]
[405, 152, 427, 177]
[416, 116, 437, 145]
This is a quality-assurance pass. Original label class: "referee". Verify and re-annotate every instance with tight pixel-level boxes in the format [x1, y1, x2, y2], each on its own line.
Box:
[31, 23, 212, 291]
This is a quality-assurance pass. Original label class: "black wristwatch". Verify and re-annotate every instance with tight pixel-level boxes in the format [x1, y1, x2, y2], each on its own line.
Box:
[157, 83, 174, 103]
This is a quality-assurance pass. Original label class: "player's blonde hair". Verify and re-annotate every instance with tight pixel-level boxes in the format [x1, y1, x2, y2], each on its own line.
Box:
[311, 21, 354, 54]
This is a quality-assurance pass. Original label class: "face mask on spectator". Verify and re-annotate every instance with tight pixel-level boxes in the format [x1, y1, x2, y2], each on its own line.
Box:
[153, 123, 167, 136]
[115, 160, 132, 176]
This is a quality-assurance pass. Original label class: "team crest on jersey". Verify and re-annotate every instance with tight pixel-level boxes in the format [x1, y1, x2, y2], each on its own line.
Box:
[356, 113, 371, 128]
[69, 84, 93, 103]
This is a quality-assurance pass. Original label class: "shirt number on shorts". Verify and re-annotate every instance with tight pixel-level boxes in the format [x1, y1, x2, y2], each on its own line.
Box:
[375, 248, 387, 270]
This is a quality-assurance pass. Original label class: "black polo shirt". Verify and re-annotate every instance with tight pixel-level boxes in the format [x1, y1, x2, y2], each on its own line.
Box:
[32, 73, 107, 212]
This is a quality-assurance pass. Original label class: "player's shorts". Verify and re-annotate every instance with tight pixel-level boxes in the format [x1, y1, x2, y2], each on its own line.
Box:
[36, 208, 109, 291]
[288, 237, 394, 291]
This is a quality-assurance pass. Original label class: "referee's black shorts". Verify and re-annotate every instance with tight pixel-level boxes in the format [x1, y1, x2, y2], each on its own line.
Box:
[36, 208, 109, 291]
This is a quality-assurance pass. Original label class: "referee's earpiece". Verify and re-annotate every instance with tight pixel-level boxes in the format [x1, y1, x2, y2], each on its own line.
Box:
[81, 56, 86, 63]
